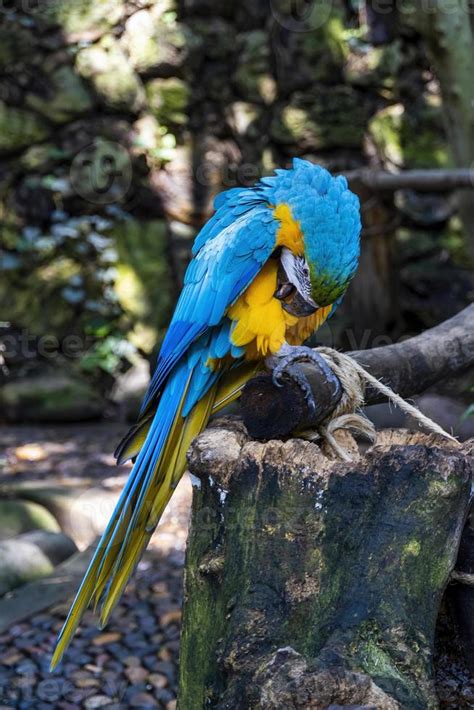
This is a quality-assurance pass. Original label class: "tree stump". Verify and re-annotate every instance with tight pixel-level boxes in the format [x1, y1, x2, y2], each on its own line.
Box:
[178, 418, 472, 710]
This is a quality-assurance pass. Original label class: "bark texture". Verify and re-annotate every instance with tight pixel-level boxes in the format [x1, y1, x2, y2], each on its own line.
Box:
[178, 419, 472, 710]
[241, 304, 474, 439]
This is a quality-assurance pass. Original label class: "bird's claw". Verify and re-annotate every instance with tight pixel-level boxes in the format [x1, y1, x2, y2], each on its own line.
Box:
[271, 347, 329, 414]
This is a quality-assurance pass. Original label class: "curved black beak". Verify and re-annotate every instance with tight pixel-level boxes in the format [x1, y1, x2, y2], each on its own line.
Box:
[274, 282, 319, 317]
[282, 291, 319, 317]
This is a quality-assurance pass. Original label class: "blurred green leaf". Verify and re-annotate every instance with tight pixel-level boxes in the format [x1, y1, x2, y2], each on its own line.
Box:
[460, 404, 474, 422]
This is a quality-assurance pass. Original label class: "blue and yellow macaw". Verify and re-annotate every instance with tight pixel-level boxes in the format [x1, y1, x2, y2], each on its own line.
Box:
[51, 158, 361, 668]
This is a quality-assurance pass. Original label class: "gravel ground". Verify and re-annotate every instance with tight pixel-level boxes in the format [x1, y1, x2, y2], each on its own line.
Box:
[0, 547, 184, 709]
[0, 423, 190, 709]
[0, 423, 472, 708]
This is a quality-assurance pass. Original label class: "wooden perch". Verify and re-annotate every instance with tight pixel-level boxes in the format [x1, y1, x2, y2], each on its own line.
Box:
[240, 304, 474, 440]
[178, 420, 473, 709]
[345, 168, 474, 192]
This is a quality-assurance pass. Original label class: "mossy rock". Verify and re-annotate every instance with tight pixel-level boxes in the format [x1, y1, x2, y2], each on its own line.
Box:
[76, 36, 145, 113]
[111, 218, 172, 351]
[0, 102, 50, 155]
[122, 7, 187, 75]
[26, 65, 93, 123]
[19, 143, 64, 171]
[0, 373, 105, 423]
[0, 531, 77, 596]
[43, 0, 124, 34]
[5, 482, 122, 548]
[146, 78, 189, 126]
[0, 500, 60, 541]
[271, 87, 367, 149]
[0, 252, 86, 338]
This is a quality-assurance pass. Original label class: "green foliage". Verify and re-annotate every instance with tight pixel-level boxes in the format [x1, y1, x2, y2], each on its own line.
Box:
[146, 78, 189, 126]
[80, 335, 136, 376]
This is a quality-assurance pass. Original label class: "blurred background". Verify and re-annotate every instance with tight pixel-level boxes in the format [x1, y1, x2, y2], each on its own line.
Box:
[0, 1, 473, 708]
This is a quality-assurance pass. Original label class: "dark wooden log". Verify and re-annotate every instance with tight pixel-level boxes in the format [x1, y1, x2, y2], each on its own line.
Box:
[241, 304, 474, 440]
[178, 420, 472, 709]
[241, 360, 342, 440]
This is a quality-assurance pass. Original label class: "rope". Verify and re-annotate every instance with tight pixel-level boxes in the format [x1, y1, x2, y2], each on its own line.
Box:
[451, 570, 474, 587]
[303, 346, 459, 461]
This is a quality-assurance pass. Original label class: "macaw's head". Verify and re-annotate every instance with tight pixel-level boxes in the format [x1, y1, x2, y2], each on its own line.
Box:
[271, 159, 361, 309]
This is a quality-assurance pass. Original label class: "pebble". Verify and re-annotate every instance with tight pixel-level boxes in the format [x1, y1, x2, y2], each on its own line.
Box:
[0, 546, 183, 709]
[155, 688, 175, 704]
[148, 672, 169, 689]
[124, 632, 148, 649]
[129, 691, 159, 707]
[92, 632, 121, 646]
[76, 678, 100, 689]
[154, 661, 176, 680]
[1, 650, 23, 665]
[74, 653, 93, 665]
[84, 695, 113, 709]
[104, 659, 123, 673]
[15, 659, 37, 675]
[125, 666, 149, 684]
[124, 655, 142, 667]
[160, 610, 181, 627]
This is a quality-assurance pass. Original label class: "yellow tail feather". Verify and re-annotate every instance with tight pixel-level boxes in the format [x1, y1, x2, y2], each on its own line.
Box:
[49, 499, 129, 669]
[51, 384, 192, 670]
[99, 385, 218, 627]
[114, 414, 153, 464]
[51, 362, 258, 670]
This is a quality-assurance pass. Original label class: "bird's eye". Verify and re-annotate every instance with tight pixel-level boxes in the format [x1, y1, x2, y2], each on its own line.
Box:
[303, 267, 309, 278]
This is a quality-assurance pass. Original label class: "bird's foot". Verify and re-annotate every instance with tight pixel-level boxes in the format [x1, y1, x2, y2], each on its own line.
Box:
[270, 346, 331, 414]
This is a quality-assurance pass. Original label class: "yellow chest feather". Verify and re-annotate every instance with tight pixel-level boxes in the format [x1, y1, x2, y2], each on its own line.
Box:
[228, 261, 332, 360]
[227, 202, 331, 360]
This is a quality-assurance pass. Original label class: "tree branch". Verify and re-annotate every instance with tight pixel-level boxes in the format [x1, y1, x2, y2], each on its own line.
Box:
[241, 304, 474, 440]
[344, 168, 474, 192]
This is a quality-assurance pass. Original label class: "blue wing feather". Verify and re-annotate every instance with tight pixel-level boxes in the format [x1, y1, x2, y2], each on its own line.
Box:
[140, 203, 277, 413]
[192, 187, 262, 255]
